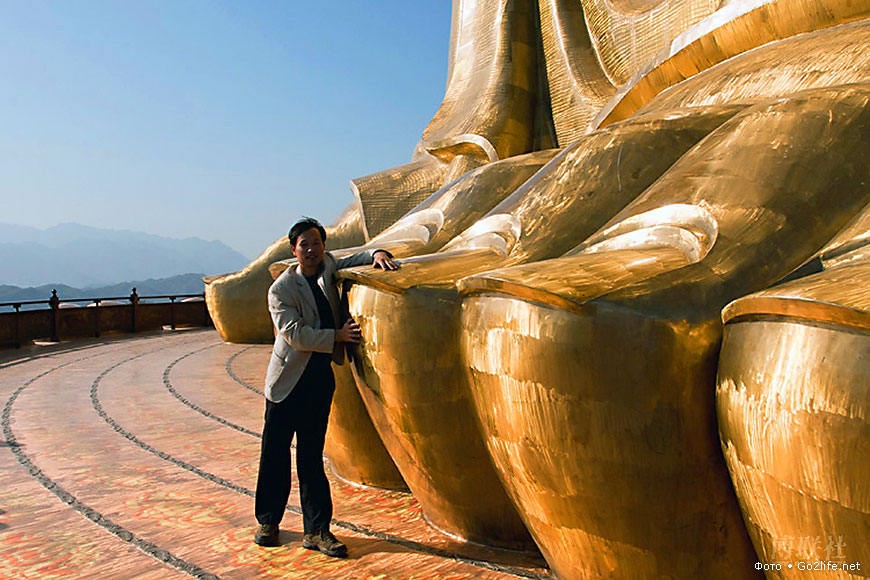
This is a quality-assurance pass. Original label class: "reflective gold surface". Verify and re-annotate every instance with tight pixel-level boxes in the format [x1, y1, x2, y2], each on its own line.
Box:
[342, 104, 741, 293]
[204, 201, 364, 343]
[594, 0, 870, 127]
[348, 284, 536, 550]
[340, 105, 739, 549]
[270, 149, 561, 280]
[373, 149, 561, 256]
[580, 0, 718, 87]
[457, 85, 870, 579]
[350, 155, 475, 241]
[634, 18, 870, 118]
[352, 0, 555, 241]
[421, 0, 549, 162]
[460, 296, 754, 579]
[722, 263, 870, 331]
[811, 205, 870, 273]
[324, 362, 406, 490]
[539, 0, 729, 143]
[537, 0, 614, 143]
[718, 262, 870, 577]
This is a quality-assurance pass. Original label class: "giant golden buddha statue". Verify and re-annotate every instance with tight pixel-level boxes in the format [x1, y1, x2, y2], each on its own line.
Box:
[208, 0, 870, 576]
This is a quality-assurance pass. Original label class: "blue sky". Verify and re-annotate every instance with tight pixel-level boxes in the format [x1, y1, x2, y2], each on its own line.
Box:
[0, 1, 452, 258]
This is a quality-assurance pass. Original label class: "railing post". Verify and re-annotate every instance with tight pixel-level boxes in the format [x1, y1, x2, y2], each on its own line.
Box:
[13, 304, 21, 349]
[169, 296, 176, 330]
[49, 289, 59, 343]
[130, 288, 139, 333]
[94, 299, 101, 337]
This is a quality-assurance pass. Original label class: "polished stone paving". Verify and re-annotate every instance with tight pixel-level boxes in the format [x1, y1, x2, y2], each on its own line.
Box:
[0, 329, 549, 579]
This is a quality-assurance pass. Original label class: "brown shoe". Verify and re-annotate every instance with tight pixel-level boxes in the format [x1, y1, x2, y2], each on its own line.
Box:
[302, 530, 347, 557]
[254, 523, 280, 546]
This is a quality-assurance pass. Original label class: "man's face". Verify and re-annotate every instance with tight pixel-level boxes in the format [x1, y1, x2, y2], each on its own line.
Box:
[291, 227, 325, 272]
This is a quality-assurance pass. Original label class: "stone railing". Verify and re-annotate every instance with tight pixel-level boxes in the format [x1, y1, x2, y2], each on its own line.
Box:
[0, 288, 212, 349]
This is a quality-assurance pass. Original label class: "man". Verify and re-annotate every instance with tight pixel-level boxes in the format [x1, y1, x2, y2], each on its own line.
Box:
[253, 217, 398, 556]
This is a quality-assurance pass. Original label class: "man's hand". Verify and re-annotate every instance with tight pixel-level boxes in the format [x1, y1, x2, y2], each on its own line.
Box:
[336, 318, 361, 343]
[373, 251, 399, 271]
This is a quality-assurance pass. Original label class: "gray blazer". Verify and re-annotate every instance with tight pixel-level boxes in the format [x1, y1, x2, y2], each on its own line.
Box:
[264, 249, 377, 403]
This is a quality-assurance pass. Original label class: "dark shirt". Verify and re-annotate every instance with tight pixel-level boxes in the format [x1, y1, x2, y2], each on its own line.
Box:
[305, 274, 335, 368]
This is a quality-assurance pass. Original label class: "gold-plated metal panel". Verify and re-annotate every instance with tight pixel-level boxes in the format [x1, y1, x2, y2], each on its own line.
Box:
[594, 0, 870, 127]
[324, 362, 407, 490]
[481, 105, 740, 269]
[537, 0, 616, 144]
[347, 284, 536, 550]
[461, 295, 759, 579]
[351, 0, 559, 243]
[822, 243, 870, 272]
[342, 104, 742, 293]
[457, 85, 870, 578]
[341, 248, 504, 294]
[537, 0, 840, 143]
[325, 199, 368, 251]
[350, 156, 467, 241]
[375, 149, 562, 256]
[456, 244, 694, 313]
[723, 262, 870, 332]
[817, 204, 870, 271]
[339, 105, 738, 548]
[270, 149, 560, 280]
[421, 0, 545, 163]
[580, 0, 719, 87]
[579, 85, 870, 311]
[718, 311, 870, 576]
[636, 18, 870, 118]
[204, 201, 365, 343]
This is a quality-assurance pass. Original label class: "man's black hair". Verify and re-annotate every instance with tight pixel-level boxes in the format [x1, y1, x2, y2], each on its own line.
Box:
[288, 217, 327, 246]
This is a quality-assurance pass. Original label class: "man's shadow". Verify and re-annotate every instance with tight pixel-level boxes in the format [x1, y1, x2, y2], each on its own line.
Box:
[339, 536, 412, 559]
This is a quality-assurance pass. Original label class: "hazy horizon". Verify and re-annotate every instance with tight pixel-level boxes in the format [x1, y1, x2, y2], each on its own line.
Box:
[0, 221, 250, 288]
[0, 2, 452, 259]
[0, 220, 253, 259]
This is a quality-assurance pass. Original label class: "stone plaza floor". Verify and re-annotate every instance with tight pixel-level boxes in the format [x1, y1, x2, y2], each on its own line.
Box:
[0, 328, 550, 579]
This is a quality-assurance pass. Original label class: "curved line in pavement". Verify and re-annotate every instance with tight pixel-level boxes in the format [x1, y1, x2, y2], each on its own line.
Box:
[225, 346, 264, 396]
[2, 338, 221, 580]
[161, 344, 261, 438]
[98, 342, 547, 579]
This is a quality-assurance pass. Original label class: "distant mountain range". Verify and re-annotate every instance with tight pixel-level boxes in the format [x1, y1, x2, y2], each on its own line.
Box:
[0, 222, 250, 288]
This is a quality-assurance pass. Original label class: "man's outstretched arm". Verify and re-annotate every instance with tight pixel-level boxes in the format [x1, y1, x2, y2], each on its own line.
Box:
[335, 249, 400, 271]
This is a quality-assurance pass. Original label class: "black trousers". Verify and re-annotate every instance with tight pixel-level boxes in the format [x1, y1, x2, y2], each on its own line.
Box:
[254, 358, 335, 533]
